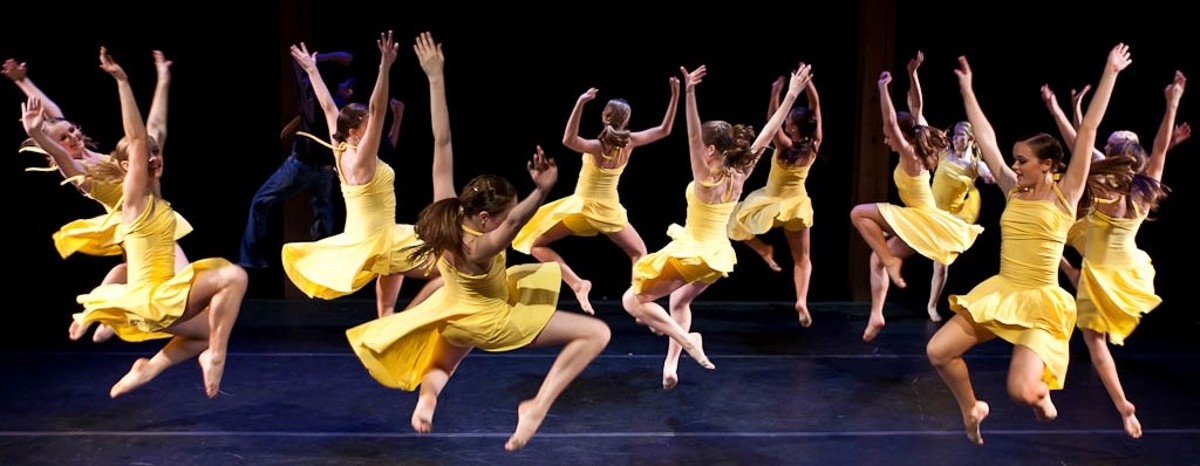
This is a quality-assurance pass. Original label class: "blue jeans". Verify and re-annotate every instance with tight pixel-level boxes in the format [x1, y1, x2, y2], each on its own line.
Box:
[239, 155, 336, 268]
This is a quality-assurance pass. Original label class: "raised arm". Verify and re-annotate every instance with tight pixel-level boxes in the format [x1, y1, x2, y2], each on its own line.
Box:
[754, 63, 810, 159]
[146, 51, 171, 150]
[807, 79, 823, 146]
[1071, 85, 1090, 130]
[415, 31, 455, 201]
[387, 98, 404, 150]
[341, 30, 398, 181]
[289, 43, 340, 141]
[766, 76, 792, 150]
[3, 59, 64, 119]
[906, 51, 929, 126]
[956, 56, 1018, 193]
[470, 146, 557, 260]
[1061, 44, 1132, 207]
[1147, 71, 1186, 181]
[561, 87, 605, 155]
[879, 71, 915, 158]
[21, 97, 90, 186]
[100, 48, 150, 219]
[681, 65, 711, 181]
[629, 77, 680, 146]
[1040, 85, 1077, 149]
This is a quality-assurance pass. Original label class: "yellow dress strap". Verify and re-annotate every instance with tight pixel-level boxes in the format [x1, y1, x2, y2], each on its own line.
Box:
[295, 131, 357, 182]
[461, 224, 484, 237]
[698, 170, 735, 202]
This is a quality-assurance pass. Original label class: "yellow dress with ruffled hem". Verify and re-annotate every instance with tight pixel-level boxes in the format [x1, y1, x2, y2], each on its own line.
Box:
[1075, 204, 1160, 345]
[282, 158, 425, 299]
[930, 151, 982, 224]
[877, 165, 983, 265]
[346, 250, 561, 390]
[513, 153, 629, 253]
[74, 195, 233, 342]
[728, 150, 814, 241]
[949, 185, 1077, 390]
[53, 175, 192, 258]
[633, 181, 737, 294]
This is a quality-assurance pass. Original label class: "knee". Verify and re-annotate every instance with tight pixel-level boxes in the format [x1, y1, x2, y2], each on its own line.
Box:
[1007, 382, 1042, 407]
[591, 321, 612, 348]
[621, 289, 640, 314]
[849, 204, 870, 221]
[926, 341, 950, 368]
[225, 264, 250, 289]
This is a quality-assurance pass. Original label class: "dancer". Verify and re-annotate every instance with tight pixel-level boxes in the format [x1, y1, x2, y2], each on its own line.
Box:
[512, 78, 679, 314]
[281, 32, 434, 317]
[727, 74, 823, 328]
[905, 51, 995, 322]
[848, 70, 983, 342]
[56, 47, 247, 398]
[11, 52, 191, 343]
[927, 44, 1128, 445]
[346, 32, 609, 452]
[622, 63, 811, 390]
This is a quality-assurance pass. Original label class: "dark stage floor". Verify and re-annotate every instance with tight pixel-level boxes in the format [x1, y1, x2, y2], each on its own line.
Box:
[2, 299, 1197, 465]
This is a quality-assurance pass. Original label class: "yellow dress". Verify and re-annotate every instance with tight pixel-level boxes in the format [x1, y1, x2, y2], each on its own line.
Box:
[282, 157, 425, 299]
[1065, 217, 1087, 255]
[876, 165, 984, 265]
[513, 153, 628, 253]
[949, 185, 1077, 390]
[930, 151, 983, 224]
[1075, 203, 1160, 345]
[74, 195, 233, 342]
[346, 249, 561, 390]
[633, 181, 737, 294]
[53, 174, 192, 258]
[728, 149, 814, 240]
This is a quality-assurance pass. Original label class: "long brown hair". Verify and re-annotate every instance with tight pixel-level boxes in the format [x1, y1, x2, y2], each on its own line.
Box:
[1088, 140, 1169, 215]
[1022, 133, 1066, 174]
[408, 175, 518, 263]
[702, 120, 757, 173]
[780, 107, 818, 165]
[598, 99, 631, 153]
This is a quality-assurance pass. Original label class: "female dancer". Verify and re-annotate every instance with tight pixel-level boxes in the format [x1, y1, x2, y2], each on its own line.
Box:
[281, 32, 435, 317]
[927, 44, 1128, 445]
[621, 63, 811, 390]
[55, 47, 247, 398]
[727, 74, 823, 327]
[512, 78, 679, 314]
[848, 71, 983, 342]
[346, 32, 609, 452]
[905, 51, 995, 322]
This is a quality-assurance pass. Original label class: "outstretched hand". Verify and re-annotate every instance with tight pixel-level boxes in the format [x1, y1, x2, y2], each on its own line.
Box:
[668, 76, 680, 96]
[680, 65, 706, 90]
[290, 42, 318, 73]
[98, 47, 127, 81]
[528, 145, 558, 192]
[20, 96, 43, 134]
[414, 31, 444, 77]
[1173, 122, 1192, 148]
[153, 50, 172, 78]
[788, 62, 812, 97]
[878, 71, 892, 87]
[378, 30, 399, 67]
[1040, 84, 1058, 110]
[578, 87, 598, 103]
[907, 50, 924, 75]
[2, 59, 27, 82]
[953, 56, 973, 88]
[1108, 43, 1132, 73]
[1166, 70, 1187, 107]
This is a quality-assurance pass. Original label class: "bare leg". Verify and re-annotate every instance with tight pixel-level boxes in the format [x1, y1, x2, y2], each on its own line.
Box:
[927, 262, 948, 322]
[783, 228, 812, 327]
[412, 340, 472, 433]
[84, 263, 129, 343]
[927, 314, 995, 445]
[375, 274, 405, 317]
[621, 264, 716, 370]
[850, 203, 907, 288]
[662, 281, 709, 390]
[741, 236, 781, 272]
[172, 264, 249, 399]
[1008, 345, 1056, 423]
[864, 238, 914, 342]
[531, 222, 593, 315]
[1082, 329, 1141, 438]
[506, 311, 610, 451]
[112, 312, 212, 398]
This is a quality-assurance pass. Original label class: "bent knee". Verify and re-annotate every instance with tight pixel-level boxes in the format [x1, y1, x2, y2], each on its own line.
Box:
[1007, 384, 1042, 406]
[223, 264, 250, 288]
[926, 342, 952, 368]
[849, 203, 876, 220]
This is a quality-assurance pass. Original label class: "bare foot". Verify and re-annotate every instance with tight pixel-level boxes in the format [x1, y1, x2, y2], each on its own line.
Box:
[1119, 401, 1142, 439]
[683, 333, 715, 370]
[757, 244, 782, 272]
[198, 349, 226, 399]
[1033, 395, 1058, 422]
[411, 395, 436, 433]
[68, 320, 90, 341]
[573, 280, 594, 315]
[883, 257, 907, 288]
[92, 324, 116, 343]
[862, 314, 886, 342]
[662, 359, 679, 391]
[505, 399, 546, 452]
[926, 306, 942, 323]
[110, 358, 153, 398]
[795, 302, 812, 328]
[964, 401, 990, 446]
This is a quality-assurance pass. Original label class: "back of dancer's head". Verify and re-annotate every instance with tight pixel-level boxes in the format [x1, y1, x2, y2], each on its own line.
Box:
[334, 103, 368, 143]
[912, 125, 950, 171]
[598, 99, 631, 152]
[1089, 140, 1168, 213]
[89, 135, 161, 183]
[702, 120, 757, 172]
[781, 107, 818, 164]
[409, 175, 519, 263]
